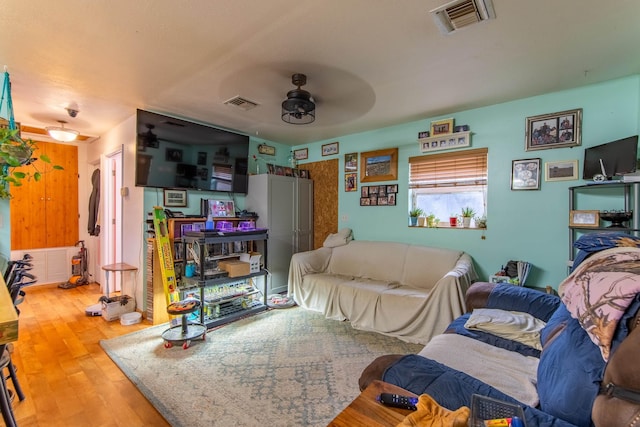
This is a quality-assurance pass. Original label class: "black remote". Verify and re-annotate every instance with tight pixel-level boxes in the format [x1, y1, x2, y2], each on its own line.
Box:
[378, 393, 418, 411]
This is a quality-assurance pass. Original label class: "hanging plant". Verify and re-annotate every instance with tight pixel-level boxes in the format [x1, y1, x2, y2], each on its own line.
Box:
[0, 127, 64, 199]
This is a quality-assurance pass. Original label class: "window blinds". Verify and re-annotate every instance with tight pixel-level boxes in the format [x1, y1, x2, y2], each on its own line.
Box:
[409, 148, 488, 189]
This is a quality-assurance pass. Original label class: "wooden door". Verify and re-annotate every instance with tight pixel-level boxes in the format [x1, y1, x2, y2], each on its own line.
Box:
[300, 159, 338, 249]
[11, 141, 79, 250]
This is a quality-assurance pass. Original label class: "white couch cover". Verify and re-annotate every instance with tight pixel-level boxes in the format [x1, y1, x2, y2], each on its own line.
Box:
[287, 240, 477, 344]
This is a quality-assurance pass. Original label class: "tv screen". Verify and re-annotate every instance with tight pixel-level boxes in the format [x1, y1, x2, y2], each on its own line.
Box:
[135, 109, 250, 193]
[582, 135, 639, 180]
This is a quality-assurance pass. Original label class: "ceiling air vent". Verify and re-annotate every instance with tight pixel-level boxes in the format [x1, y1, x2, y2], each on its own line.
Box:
[430, 0, 495, 35]
[224, 96, 259, 111]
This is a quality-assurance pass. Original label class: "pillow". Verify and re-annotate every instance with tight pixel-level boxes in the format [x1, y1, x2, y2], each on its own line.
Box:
[322, 228, 353, 248]
[464, 308, 546, 350]
[559, 246, 640, 361]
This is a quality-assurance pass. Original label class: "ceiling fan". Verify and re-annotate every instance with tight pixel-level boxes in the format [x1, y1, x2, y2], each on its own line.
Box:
[281, 73, 316, 125]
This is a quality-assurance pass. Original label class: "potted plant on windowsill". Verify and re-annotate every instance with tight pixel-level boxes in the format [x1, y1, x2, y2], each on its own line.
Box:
[0, 127, 63, 199]
[409, 208, 424, 226]
[461, 207, 475, 228]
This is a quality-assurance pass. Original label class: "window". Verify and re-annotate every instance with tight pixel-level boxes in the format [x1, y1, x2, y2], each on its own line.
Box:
[409, 148, 488, 226]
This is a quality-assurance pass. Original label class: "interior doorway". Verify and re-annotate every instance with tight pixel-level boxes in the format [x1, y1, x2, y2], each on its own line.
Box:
[102, 148, 123, 291]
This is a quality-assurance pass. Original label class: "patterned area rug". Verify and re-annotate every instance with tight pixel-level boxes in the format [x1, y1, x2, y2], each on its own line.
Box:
[100, 306, 423, 427]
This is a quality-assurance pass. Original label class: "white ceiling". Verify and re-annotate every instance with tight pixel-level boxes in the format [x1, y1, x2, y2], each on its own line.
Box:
[1, 0, 640, 145]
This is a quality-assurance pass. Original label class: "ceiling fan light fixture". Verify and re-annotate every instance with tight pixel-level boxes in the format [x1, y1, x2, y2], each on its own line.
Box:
[281, 73, 316, 125]
[46, 120, 79, 142]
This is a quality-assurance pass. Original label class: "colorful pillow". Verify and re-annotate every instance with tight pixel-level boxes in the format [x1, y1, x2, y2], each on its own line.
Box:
[559, 246, 640, 361]
[573, 232, 640, 252]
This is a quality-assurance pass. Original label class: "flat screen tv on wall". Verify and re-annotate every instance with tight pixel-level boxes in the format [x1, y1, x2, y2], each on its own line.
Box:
[135, 109, 250, 194]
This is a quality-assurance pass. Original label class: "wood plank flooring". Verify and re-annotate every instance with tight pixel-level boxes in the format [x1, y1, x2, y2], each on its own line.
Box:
[8, 282, 170, 427]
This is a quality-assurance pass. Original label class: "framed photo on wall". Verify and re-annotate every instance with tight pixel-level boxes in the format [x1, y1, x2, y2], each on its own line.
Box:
[360, 148, 398, 183]
[345, 173, 357, 192]
[511, 158, 541, 190]
[322, 141, 339, 156]
[163, 189, 187, 207]
[345, 152, 358, 171]
[294, 148, 308, 160]
[545, 159, 578, 182]
[525, 108, 582, 151]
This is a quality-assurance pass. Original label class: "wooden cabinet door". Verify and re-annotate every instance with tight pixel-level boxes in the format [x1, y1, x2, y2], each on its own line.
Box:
[10, 141, 79, 250]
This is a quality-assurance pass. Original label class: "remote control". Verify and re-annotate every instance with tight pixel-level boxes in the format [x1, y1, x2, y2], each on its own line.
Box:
[378, 393, 418, 410]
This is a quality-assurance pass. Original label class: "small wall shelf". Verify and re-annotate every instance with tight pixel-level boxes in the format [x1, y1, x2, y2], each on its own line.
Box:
[418, 131, 471, 153]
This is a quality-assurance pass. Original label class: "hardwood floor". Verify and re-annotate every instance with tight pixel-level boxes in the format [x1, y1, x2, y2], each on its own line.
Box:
[8, 282, 170, 427]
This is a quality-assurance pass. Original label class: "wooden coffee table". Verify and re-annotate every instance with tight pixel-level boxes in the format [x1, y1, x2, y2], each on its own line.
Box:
[328, 380, 418, 427]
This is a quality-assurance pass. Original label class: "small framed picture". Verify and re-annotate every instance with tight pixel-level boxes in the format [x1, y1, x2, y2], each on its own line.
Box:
[299, 169, 310, 179]
[430, 118, 454, 136]
[511, 158, 541, 190]
[345, 152, 358, 171]
[545, 160, 578, 182]
[294, 148, 308, 160]
[345, 173, 357, 192]
[569, 210, 600, 227]
[322, 141, 339, 156]
[163, 189, 187, 207]
[166, 148, 183, 162]
[525, 108, 582, 151]
[197, 152, 207, 165]
[258, 144, 276, 156]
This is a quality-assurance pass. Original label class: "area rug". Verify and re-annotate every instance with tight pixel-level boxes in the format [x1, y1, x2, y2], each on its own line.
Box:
[100, 306, 423, 427]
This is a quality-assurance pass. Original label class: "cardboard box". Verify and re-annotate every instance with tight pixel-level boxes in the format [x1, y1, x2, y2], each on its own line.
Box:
[239, 252, 262, 274]
[102, 295, 135, 321]
[218, 260, 250, 277]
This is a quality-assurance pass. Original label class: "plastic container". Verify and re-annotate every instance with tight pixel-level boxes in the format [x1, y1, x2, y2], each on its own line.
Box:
[120, 311, 142, 326]
[469, 394, 526, 427]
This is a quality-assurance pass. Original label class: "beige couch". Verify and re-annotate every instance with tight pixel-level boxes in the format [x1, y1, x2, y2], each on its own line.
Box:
[287, 240, 477, 344]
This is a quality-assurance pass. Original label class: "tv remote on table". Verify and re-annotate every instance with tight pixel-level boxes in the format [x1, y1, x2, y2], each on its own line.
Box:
[378, 393, 418, 411]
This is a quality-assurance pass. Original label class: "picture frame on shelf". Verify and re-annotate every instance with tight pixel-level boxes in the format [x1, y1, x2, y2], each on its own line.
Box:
[293, 148, 308, 160]
[163, 189, 187, 207]
[569, 210, 600, 227]
[525, 108, 582, 151]
[545, 160, 578, 182]
[430, 118, 454, 136]
[208, 199, 235, 218]
[360, 148, 398, 183]
[322, 141, 339, 156]
[419, 132, 470, 153]
[345, 152, 358, 171]
[511, 158, 541, 190]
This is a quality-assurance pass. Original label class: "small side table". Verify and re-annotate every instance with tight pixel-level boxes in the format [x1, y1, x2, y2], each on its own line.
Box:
[328, 380, 417, 427]
[102, 263, 138, 297]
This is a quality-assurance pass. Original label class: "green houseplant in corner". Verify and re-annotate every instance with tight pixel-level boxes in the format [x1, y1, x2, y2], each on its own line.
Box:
[461, 206, 475, 228]
[409, 207, 424, 227]
[0, 127, 63, 199]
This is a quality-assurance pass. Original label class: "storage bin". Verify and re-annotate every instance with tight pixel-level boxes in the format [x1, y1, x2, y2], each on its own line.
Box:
[102, 295, 135, 321]
[239, 252, 261, 273]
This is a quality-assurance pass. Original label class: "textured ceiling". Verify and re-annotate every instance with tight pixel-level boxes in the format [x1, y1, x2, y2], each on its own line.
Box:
[1, 0, 640, 145]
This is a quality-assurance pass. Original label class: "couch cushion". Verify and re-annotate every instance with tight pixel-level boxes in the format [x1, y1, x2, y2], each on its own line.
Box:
[537, 304, 604, 427]
[401, 245, 464, 290]
[327, 241, 409, 283]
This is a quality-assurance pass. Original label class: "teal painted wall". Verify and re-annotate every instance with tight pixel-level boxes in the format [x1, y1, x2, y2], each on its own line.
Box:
[296, 75, 640, 288]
